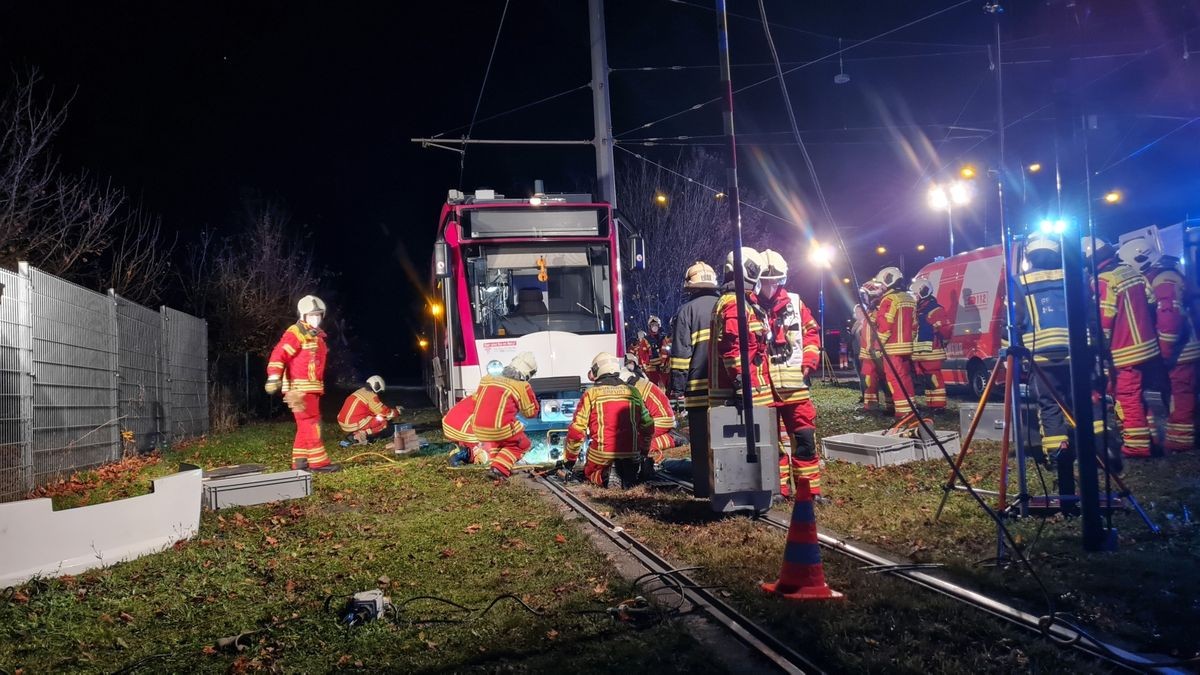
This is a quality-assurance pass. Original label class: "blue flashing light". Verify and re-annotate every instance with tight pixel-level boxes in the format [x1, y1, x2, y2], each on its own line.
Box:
[1038, 219, 1068, 235]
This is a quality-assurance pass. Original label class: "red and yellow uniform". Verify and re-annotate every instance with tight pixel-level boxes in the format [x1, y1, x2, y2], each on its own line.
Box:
[629, 375, 678, 453]
[912, 296, 953, 409]
[337, 387, 398, 435]
[1147, 264, 1198, 451]
[1095, 262, 1160, 457]
[442, 394, 477, 445]
[762, 287, 822, 496]
[267, 322, 330, 469]
[709, 285, 772, 407]
[858, 311, 884, 411]
[632, 330, 670, 389]
[875, 289, 917, 418]
[471, 375, 539, 476]
[564, 379, 654, 487]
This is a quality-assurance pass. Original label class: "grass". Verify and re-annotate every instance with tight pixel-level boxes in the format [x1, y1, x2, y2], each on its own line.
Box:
[0, 409, 717, 674]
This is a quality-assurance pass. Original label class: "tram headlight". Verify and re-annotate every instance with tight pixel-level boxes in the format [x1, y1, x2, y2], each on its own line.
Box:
[486, 360, 504, 376]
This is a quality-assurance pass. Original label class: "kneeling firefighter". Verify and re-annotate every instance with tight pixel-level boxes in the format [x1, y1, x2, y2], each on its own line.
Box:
[759, 249, 823, 498]
[471, 352, 540, 480]
[338, 376, 402, 445]
[442, 393, 491, 466]
[563, 353, 655, 488]
[623, 354, 688, 476]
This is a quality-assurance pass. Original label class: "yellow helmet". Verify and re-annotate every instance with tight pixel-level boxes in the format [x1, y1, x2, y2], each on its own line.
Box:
[683, 261, 718, 289]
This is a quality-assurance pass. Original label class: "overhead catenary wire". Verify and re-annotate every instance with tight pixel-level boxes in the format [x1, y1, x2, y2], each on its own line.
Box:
[430, 83, 590, 139]
[617, 0, 976, 138]
[459, 0, 512, 186]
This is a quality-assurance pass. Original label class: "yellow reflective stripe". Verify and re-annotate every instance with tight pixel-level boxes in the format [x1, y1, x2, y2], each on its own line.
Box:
[670, 357, 691, 369]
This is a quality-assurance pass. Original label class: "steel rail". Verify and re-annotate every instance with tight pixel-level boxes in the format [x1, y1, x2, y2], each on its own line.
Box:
[651, 473, 1180, 674]
[531, 473, 822, 675]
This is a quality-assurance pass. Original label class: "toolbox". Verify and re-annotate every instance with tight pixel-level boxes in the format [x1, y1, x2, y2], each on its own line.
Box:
[821, 432, 919, 467]
[202, 470, 312, 510]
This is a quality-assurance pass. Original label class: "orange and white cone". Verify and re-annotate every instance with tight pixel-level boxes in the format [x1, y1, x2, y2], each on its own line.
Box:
[761, 478, 844, 601]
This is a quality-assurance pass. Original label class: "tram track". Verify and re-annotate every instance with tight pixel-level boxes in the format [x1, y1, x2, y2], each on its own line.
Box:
[530, 472, 825, 674]
[650, 472, 1180, 674]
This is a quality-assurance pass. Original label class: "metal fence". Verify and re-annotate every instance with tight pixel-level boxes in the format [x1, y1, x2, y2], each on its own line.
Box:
[0, 263, 208, 502]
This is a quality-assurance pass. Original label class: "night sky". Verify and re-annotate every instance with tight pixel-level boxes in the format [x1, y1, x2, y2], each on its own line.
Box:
[2, 0, 1197, 380]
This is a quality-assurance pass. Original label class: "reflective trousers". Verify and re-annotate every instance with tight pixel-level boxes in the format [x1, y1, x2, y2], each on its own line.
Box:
[883, 354, 914, 418]
[913, 358, 946, 409]
[1163, 361, 1197, 452]
[776, 399, 820, 496]
[291, 394, 329, 469]
[488, 431, 532, 476]
[582, 457, 641, 488]
[686, 407, 711, 498]
[1111, 364, 1153, 457]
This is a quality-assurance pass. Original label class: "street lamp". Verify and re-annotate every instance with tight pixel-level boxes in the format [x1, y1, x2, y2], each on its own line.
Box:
[916, 243, 926, 252]
[808, 242, 836, 381]
[927, 180, 972, 256]
[1103, 190, 1122, 204]
[876, 245, 887, 255]
[654, 193, 668, 206]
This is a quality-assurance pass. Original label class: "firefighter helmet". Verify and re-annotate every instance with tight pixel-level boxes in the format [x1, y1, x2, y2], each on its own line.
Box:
[874, 266, 905, 290]
[683, 261, 718, 289]
[760, 249, 788, 281]
[297, 295, 326, 317]
[648, 315, 662, 331]
[859, 280, 886, 306]
[623, 352, 644, 378]
[1117, 237, 1158, 272]
[367, 375, 385, 393]
[724, 248, 764, 285]
[909, 277, 933, 300]
[589, 352, 622, 381]
[1082, 235, 1115, 263]
[1025, 233, 1062, 270]
[508, 352, 538, 379]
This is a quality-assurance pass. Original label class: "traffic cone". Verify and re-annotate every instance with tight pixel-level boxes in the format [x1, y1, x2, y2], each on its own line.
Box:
[761, 478, 844, 601]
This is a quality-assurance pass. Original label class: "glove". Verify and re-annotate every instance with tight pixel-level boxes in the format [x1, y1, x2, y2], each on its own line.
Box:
[731, 373, 743, 392]
[264, 377, 281, 395]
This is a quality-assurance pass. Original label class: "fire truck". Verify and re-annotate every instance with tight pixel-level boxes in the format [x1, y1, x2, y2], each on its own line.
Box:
[914, 245, 1007, 398]
[423, 187, 635, 464]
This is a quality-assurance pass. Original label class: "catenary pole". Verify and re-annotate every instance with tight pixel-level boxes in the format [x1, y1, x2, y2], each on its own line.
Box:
[589, 0, 618, 208]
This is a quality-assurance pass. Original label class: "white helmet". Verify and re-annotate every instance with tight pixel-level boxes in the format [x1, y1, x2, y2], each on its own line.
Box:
[875, 266, 905, 290]
[297, 295, 326, 317]
[724, 247, 764, 285]
[1118, 237, 1158, 272]
[683, 261, 718, 289]
[909, 277, 933, 300]
[1082, 236, 1115, 263]
[648, 315, 662, 330]
[508, 352, 538, 379]
[1025, 233, 1062, 270]
[367, 375, 385, 393]
[759, 249, 788, 281]
[589, 352, 622, 381]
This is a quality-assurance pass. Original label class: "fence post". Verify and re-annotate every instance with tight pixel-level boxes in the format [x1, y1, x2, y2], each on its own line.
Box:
[16, 263, 34, 495]
[201, 319, 210, 436]
[108, 290, 121, 462]
[160, 306, 172, 445]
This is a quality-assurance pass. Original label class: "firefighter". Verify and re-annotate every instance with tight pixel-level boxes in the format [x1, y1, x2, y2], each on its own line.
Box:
[563, 352, 655, 488]
[337, 376, 402, 446]
[1119, 238, 1198, 452]
[623, 354, 687, 454]
[632, 315, 670, 388]
[471, 352, 540, 480]
[709, 248, 772, 409]
[1085, 236, 1160, 458]
[668, 261, 720, 497]
[265, 295, 338, 472]
[857, 281, 888, 412]
[442, 393, 491, 466]
[759, 249, 823, 498]
[873, 267, 917, 419]
[910, 277, 953, 410]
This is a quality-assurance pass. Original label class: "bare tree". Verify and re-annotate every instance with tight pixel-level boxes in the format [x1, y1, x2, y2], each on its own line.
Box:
[0, 72, 174, 300]
[183, 202, 320, 357]
[617, 148, 770, 331]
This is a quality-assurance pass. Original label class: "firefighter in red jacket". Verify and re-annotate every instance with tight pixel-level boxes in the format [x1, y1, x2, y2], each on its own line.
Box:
[709, 248, 772, 408]
[471, 352, 540, 480]
[856, 281, 888, 412]
[632, 316, 670, 389]
[910, 277, 953, 410]
[623, 354, 686, 454]
[337, 376, 401, 445]
[873, 267, 917, 419]
[564, 353, 655, 488]
[759, 250, 822, 497]
[265, 295, 337, 472]
[1086, 236, 1160, 457]
[1119, 238, 1198, 452]
[443, 393, 494, 466]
